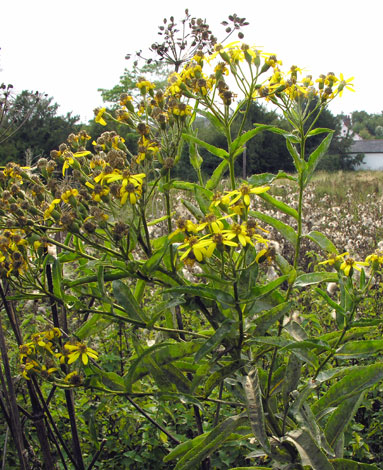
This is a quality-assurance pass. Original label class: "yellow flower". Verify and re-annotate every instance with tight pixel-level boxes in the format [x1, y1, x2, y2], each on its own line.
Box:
[318, 252, 349, 267]
[95, 108, 107, 126]
[340, 257, 369, 277]
[62, 150, 91, 176]
[64, 342, 98, 365]
[61, 188, 79, 204]
[178, 236, 211, 263]
[227, 184, 270, 207]
[202, 231, 238, 258]
[43, 199, 61, 220]
[336, 73, 355, 97]
[224, 223, 253, 247]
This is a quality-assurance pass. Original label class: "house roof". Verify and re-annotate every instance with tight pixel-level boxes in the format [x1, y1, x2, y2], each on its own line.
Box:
[350, 139, 383, 153]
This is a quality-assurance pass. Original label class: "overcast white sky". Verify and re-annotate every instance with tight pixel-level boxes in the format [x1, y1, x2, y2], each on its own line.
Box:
[1, 0, 382, 123]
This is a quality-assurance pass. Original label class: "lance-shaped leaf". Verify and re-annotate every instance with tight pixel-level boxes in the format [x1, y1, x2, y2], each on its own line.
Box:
[286, 139, 306, 173]
[244, 369, 270, 453]
[253, 302, 291, 336]
[113, 280, 148, 321]
[197, 109, 226, 135]
[142, 239, 169, 274]
[282, 355, 302, 410]
[305, 231, 338, 254]
[164, 433, 206, 463]
[312, 363, 383, 416]
[76, 313, 112, 340]
[250, 210, 297, 245]
[246, 275, 290, 305]
[294, 272, 338, 287]
[335, 340, 383, 359]
[182, 133, 229, 159]
[315, 287, 346, 317]
[204, 360, 245, 396]
[248, 170, 296, 187]
[258, 192, 298, 220]
[304, 132, 333, 185]
[206, 160, 229, 190]
[164, 285, 236, 307]
[174, 413, 247, 470]
[284, 428, 334, 470]
[125, 340, 203, 388]
[194, 184, 213, 214]
[325, 392, 365, 451]
[230, 124, 274, 154]
[330, 459, 378, 469]
[194, 319, 236, 363]
[189, 140, 203, 171]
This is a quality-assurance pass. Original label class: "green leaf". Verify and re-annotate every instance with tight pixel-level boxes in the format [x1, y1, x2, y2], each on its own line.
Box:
[182, 133, 229, 159]
[294, 272, 338, 287]
[250, 210, 297, 245]
[113, 280, 147, 322]
[230, 125, 273, 154]
[305, 231, 338, 254]
[286, 139, 306, 173]
[93, 368, 126, 392]
[204, 360, 245, 396]
[197, 109, 226, 135]
[325, 392, 365, 449]
[246, 275, 290, 307]
[248, 170, 295, 186]
[284, 428, 334, 470]
[258, 192, 298, 220]
[330, 459, 378, 469]
[194, 319, 236, 363]
[312, 363, 383, 416]
[307, 128, 334, 137]
[194, 185, 213, 215]
[253, 302, 292, 336]
[125, 340, 203, 388]
[142, 240, 169, 274]
[206, 160, 229, 191]
[174, 414, 247, 470]
[304, 132, 333, 185]
[189, 141, 203, 171]
[244, 369, 270, 453]
[164, 434, 206, 463]
[282, 355, 302, 409]
[181, 199, 204, 219]
[315, 287, 346, 317]
[76, 314, 112, 340]
[164, 286, 235, 307]
[335, 340, 383, 359]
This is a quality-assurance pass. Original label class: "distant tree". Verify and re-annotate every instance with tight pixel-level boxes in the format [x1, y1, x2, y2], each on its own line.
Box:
[98, 62, 170, 104]
[350, 110, 383, 139]
[0, 90, 80, 165]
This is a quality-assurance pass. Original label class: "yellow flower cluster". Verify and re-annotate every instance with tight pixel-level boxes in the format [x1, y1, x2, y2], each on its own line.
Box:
[19, 327, 98, 382]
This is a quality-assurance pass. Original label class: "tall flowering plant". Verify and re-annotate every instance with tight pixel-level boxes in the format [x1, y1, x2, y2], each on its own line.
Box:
[1, 12, 382, 470]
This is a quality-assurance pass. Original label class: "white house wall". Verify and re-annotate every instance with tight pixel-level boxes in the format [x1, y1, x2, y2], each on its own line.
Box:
[357, 153, 383, 170]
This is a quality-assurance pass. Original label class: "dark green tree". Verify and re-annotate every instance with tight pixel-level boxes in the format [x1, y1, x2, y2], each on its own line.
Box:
[0, 90, 80, 165]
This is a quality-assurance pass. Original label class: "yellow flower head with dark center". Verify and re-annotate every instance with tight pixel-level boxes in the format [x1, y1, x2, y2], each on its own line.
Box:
[318, 252, 349, 267]
[120, 183, 142, 205]
[64, 342, 98, 365]
[225, 223, 253, 247]
[179, 236, 211, 263]
[227, 183, 270, 207]
[340, 257, 369, 277]
[366, 250, 383, 269]
[203, 231, 238, 258]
